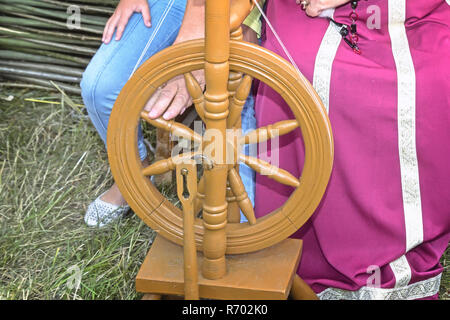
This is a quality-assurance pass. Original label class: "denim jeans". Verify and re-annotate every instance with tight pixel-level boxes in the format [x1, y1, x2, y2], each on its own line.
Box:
[81, 0, 187, 161]
[239, 94, 257, 222]
[81, 0, 256, 222]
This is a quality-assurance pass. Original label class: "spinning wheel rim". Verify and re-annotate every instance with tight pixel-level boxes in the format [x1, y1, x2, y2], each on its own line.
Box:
[107, 39, 334, 254]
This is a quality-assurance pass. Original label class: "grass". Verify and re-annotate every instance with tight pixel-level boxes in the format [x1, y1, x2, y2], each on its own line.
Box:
[0, 88, 448, 300]
[0, 88, 157, 299]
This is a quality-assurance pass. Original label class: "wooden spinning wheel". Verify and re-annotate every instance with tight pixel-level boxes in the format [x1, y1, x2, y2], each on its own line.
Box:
[107, 0, 333, 290]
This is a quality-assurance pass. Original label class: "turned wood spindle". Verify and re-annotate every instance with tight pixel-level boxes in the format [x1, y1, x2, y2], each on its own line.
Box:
[201, 0, 231, 280]
[227, 74, 252, 129]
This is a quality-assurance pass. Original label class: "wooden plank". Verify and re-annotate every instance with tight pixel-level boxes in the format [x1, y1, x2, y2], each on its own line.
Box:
[136, 235, 302, 300]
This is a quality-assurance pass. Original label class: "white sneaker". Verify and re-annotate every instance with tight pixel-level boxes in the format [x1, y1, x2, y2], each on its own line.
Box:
[84, 193, 130, 228]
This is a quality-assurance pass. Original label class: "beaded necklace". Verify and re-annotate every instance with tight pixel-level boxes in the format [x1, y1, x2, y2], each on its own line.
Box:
[330, 0, 362, 54]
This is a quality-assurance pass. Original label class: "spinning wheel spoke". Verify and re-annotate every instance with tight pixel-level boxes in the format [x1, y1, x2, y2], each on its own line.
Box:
[142, 152, 199, 176]
[239, 154, 300, 188]
[228, 168, 256, 225]
[184, 72, 206, 122]
[141, 112, 202, 144]
[142, 158, 175, 176]
[227, 74, 252, 128]
[240, 120, 299, 145]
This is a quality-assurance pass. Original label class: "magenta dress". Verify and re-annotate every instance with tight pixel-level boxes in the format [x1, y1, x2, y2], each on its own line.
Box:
[254, 0, 450, 299]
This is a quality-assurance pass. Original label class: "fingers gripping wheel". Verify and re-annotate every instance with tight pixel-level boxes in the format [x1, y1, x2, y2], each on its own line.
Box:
[107, 39, 334, 255]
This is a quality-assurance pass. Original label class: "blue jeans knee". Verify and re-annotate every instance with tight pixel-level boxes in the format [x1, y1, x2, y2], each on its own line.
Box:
[81, 0, 187, 161]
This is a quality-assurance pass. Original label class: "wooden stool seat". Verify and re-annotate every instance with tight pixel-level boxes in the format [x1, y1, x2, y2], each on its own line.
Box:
[136, 235, 303, 300]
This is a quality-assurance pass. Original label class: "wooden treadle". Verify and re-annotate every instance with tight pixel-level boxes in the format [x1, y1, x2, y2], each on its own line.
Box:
[136, 235, 303, 300]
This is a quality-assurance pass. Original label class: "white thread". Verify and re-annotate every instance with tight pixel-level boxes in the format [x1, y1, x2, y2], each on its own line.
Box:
[252, 0, 304, 80]
[129, 0, 175, 78]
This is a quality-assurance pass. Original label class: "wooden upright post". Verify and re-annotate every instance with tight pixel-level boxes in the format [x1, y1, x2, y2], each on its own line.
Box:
[176, 162, 199, 300]
[201, 0, 230, 280]
[226, 26, 244, 224]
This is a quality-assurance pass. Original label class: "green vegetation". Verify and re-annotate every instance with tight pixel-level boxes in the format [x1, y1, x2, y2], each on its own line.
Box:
[0, 89, 448, 299]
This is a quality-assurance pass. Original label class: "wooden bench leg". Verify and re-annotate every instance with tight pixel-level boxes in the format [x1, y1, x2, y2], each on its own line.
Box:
[141, 293, 162, 300]
[290, 275, 319, 300]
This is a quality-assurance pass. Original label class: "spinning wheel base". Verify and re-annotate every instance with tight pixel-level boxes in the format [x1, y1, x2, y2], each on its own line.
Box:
[136, 235, 312, 300]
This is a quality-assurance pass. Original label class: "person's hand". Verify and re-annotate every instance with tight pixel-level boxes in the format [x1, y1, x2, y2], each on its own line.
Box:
[295, 0, 350, 17]
[144, 70, 205, 120]
[144, 1, 206, 121]
[103, 0, 151, 44]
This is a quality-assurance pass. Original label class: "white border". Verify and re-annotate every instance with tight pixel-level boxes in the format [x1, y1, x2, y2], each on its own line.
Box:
[318, 273, 441, 300]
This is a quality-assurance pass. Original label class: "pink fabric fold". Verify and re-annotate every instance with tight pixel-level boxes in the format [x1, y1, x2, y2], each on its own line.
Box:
[254, 0, 450, 299]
